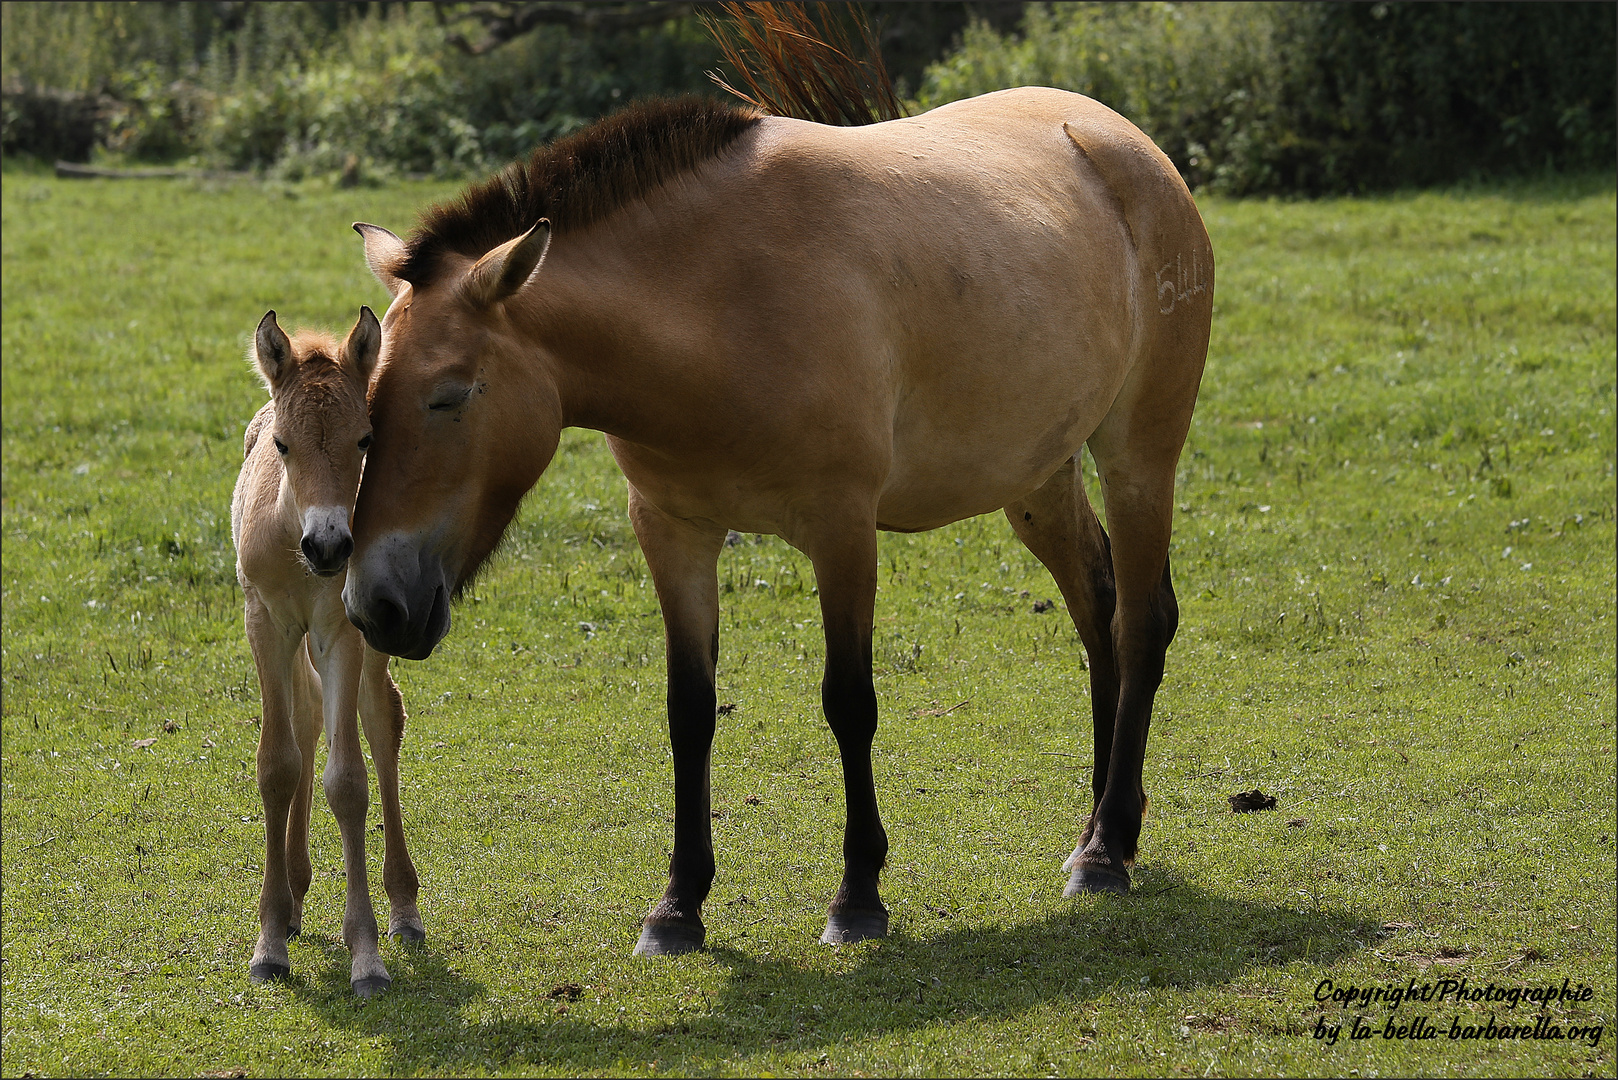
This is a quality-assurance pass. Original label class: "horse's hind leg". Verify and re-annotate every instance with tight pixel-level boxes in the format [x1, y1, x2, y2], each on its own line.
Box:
[245, 589, 305, 982]
[358, 644, 423, 941]
[628, 487, 726, 956]
[310, 599, 389, 996]
[1004, 452, 1122, 863]
[1063, 412, 1188, 894]
[284, 642, 324, 938]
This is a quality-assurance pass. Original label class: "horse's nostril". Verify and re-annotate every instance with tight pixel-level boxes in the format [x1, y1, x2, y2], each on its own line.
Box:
[301, 535, 320, 564]
[333, 533, 353, 565]
[373, 592, 408, 635]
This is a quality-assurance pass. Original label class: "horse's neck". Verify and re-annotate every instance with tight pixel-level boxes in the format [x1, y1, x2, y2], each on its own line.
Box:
[524, 238, 696, 444]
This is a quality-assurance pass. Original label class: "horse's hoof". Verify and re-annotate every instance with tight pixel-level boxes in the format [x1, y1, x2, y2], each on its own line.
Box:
[249, 960, 291, 983]
[286, 924, 301, 940]
[634, 919, 705, 956]
[352, 974, 391, 999]
[390, 925, 426, 944]
[1064, 864, 1131, 897]
[821, 910, 888, 945]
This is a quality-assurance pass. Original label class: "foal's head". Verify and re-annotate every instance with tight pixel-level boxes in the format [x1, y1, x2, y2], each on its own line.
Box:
[252, 308, 381, 576]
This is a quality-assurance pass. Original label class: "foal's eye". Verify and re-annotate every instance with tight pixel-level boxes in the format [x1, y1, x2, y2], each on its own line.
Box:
[273, 438, 288, 455]
[358, 433, 373, 450]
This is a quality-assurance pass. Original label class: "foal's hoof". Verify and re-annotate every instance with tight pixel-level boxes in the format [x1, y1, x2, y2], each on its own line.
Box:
[390, 924, 426, 945]
[1064, 864, 1131, 897]
[286, 924, 301, 940]
[249, 960, 291, 983]
[352, 974, 391, 999]
[821, 910, 888, 945]
[634, 919, 705, 956]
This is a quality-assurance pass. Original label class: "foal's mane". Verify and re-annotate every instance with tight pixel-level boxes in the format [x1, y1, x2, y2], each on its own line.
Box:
[396, 97, 762, 288]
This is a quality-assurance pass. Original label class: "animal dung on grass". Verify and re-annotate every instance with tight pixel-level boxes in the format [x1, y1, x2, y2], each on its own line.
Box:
[1229, 788, 1278, 812]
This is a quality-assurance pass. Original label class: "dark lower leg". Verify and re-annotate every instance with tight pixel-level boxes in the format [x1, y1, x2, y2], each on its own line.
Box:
[811, 528, 887, 944]
[628, 494, 724, 956]
[1067, 560, 1176, 894]
[640, 648, 717, 951]
[824, 668, 889, 939]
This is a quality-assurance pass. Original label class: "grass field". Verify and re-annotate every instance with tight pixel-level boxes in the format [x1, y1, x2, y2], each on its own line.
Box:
[2, 163, 1613, 1078]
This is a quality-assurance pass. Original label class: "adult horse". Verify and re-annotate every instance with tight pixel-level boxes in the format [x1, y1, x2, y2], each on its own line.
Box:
[345, 86, 1213, 955]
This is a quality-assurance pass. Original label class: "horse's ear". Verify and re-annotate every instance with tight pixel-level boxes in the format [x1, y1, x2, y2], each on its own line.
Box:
[253, 310, 293, 392]
[461, 219, 550, 310]
[354, 222, 407, 298]
[343, 305, 382, 381]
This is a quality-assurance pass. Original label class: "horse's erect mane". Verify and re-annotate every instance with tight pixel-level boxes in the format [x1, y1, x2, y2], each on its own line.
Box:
[396, 97, 763, 287]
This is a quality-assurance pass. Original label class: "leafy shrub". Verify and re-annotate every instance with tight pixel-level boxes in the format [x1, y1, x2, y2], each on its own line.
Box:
[911, 2, 1616, 195]
[2, 1, 724, 179]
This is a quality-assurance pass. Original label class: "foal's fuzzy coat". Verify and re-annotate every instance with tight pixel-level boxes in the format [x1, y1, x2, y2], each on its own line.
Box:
[231, 309, 422, 996]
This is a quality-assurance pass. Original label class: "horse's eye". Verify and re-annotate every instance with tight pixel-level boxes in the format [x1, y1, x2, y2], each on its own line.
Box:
[428, 385, 472, 411]
[358, 433, 373, 450]
[273, 438, 288, 455]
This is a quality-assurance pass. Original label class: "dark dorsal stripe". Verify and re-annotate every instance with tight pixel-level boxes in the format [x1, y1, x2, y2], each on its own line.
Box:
[397, 96, 763, 288]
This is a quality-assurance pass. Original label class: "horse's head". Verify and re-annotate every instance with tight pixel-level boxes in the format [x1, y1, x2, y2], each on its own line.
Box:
[344, 220, 562, 660]
[252, 307, 380, 577]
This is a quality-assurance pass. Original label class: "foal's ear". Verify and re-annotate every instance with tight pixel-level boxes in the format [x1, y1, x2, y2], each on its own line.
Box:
[342, 305, 382, 380]
[253, 310, 293, 392]
[461, 219, 550, 310]
[353, 222, 408, 298]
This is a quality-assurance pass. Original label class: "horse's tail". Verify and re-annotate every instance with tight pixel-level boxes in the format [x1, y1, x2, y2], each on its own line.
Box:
[704, 2, 902, 126]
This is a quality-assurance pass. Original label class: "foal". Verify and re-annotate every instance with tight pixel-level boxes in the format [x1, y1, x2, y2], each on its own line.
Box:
[231, 309, 422, 996]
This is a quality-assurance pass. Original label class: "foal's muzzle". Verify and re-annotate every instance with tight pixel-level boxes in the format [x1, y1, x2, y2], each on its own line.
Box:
[301, 532, 354, 576]
[300, 507, 355, 577]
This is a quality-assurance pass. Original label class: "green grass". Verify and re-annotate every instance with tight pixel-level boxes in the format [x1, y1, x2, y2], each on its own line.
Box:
[2, 168, 1613, 1078]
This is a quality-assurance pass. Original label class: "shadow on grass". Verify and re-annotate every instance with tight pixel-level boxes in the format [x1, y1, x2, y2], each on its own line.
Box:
[291, 866, 1377, 1073]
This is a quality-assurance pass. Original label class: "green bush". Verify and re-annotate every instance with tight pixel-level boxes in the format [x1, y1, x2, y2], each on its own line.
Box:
[911, 2, 1616, 195]
[2, 2, 724, 179]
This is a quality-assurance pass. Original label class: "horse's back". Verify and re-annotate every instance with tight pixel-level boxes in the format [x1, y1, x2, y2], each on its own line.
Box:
[745, 88, 1207, 529]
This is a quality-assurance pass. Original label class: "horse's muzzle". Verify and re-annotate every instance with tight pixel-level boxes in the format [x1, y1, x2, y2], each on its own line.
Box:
[343, 543, 452, 660]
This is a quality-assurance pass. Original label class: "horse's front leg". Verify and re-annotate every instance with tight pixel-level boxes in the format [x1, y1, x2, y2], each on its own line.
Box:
[310, 600, 390, 996]
[627, 488, 725, 956]
[804, 523, 888, 944]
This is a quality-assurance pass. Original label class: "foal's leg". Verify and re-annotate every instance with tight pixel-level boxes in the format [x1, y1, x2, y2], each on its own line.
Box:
[803, 523, 888, 944]
[283, 643, 324, 938]
[1063, 435, 1182, 895]
[245, 589, 305, 982]
[309, 600, 390, 996]
[358, 644, 423, 941]
[628, 488, 726, 956]
[1003, 451, 1122, 865]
